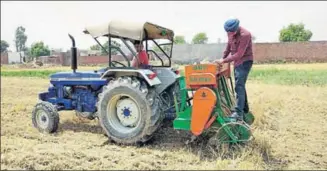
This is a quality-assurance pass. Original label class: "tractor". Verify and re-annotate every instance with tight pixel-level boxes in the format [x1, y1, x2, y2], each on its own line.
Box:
[32, 19, 255, 147]
[32, 20, 181, 145]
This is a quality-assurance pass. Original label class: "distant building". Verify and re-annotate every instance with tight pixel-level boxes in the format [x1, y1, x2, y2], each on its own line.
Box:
[77, 49, 102, 56]
[88, 50, 102, 56]
[8, 52, 22, 64]
[50, 48, 65, 56]
[1, 52, 9, 64]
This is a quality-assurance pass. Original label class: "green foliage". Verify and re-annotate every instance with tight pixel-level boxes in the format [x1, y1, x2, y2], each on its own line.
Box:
[174, 35, 186, 44]
[14, 26, 27, 52]
[152, 44, 171, 54]
[102, 40, 121, 55]
[1, 40, 9, 53]
[192, 32, 208, 44]
[90, 40, 121, 55]
[3, 67, 326, 86]
[30, 41, 50, 58]
[279, 23, 313, 42]
[248, 68, 327, 86]
[90, 44, 101, 51]
[23, 47, 31, 57]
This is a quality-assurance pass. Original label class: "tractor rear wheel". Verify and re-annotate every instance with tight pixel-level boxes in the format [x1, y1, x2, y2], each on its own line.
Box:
[97, 76, 162, 145]
[32, 101, 59, 133]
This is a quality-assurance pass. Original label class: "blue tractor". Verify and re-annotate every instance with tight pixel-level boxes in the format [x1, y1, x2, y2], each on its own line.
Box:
[32, 20, 181, 145]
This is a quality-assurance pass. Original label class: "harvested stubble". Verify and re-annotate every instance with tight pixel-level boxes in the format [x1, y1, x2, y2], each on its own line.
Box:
[1, 63, 327, 170]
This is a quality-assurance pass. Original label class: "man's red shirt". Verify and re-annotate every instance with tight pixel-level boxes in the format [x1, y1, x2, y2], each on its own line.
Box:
[222, 27, 254, 67]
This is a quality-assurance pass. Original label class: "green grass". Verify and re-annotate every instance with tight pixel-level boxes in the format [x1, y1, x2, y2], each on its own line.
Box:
[248, 68, 327, 86]
[1, 70, 65, 79]
[1, 68, 327, 86]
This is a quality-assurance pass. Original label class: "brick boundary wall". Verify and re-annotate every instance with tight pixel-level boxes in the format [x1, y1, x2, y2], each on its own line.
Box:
[1, 52, 9, 65]
[77, 41, 327, 65]
[17, 41, 327, 66]
[252, 41, 327, 63]
[76, 55, 128, 65]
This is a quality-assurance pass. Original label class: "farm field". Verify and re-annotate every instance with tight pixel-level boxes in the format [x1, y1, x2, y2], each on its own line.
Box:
[1, 63, 327, 170]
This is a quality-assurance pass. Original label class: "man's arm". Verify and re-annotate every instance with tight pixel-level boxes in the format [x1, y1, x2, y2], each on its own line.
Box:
[131, 57, 138, 67]
[223, 34, 251, 63]
[223, 42, 231, 59]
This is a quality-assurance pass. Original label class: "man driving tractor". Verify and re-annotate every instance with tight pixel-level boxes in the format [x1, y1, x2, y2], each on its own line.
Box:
[215, 18, 254, 121]
[131, 40, 149, 68]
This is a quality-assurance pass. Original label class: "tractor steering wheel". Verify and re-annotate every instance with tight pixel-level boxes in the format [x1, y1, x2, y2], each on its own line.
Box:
[111, 61, 127, 67]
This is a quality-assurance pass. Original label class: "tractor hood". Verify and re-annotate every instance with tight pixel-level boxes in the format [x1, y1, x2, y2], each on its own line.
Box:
[50, 71, 103, 80]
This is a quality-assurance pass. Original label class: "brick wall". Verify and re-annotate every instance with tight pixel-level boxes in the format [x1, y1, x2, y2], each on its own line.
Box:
[39, 55, 63, 65]
[1, 52, 9, 64]
[70, 55, 128, 65]
[79, 55, 109, 65]
[75, 41, 327, 65]
[252, 41, 327, 63]
[11, 41, 325, 66]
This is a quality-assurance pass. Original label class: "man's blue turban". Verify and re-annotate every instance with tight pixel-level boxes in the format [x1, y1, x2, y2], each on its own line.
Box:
[224, 18, 240, 32]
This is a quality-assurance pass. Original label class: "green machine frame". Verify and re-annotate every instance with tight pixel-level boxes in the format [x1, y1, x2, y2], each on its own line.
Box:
[173, 74, 254, 144]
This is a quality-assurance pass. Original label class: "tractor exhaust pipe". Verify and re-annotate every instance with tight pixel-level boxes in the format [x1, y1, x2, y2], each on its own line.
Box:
[68, 34, 77, 73]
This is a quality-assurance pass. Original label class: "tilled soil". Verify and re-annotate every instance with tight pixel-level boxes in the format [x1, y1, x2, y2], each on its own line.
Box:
[1, 77, 326, 170]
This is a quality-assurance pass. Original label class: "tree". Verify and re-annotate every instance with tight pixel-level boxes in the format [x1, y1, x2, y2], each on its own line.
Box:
[174, 35, 186, 44]
[89, 40, 121, 55]
[14, 26, 28, 62]
[1, 40, 9, 53]
[153, 45, 171, 54]
[192, 32, 208, 44]
[23, 47, 31, 59]
[30, 41, 50, 58]
[102, 40, 121, 55]
[90, 44, 101, 51]
[279, 23, 313, 42]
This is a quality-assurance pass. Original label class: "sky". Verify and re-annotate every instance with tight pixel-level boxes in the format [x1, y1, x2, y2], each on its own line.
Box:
[1, 1, 327, 51]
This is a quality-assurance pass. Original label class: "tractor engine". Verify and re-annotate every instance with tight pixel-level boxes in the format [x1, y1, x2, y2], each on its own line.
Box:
[63, 86, 98, 119]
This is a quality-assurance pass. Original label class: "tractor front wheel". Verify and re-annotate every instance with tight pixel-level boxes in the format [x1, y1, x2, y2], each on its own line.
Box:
[32, 101, 60, 133]
[97, 76, 162, 145]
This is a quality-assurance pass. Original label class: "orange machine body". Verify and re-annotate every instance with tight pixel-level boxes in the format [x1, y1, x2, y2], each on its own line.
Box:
[190, 87, 217, 136]
[183, 63, 230, 136]
[184, 63, 231, 89]
[185, 64, 218, 89]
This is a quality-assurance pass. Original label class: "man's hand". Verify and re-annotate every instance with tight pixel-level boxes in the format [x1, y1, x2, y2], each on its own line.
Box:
[214, 58, 224, 65]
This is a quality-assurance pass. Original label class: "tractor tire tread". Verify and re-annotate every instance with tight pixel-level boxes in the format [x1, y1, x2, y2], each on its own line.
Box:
[97, 76, 163, 145]
[32, 101, 60, 133]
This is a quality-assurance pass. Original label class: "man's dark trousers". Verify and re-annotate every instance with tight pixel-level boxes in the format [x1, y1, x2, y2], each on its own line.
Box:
[233, 60, 253, 117]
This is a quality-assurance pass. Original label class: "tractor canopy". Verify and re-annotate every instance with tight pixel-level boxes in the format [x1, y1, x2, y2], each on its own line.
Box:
[83, 20, 174, 41]
[83, 20, 175, 68]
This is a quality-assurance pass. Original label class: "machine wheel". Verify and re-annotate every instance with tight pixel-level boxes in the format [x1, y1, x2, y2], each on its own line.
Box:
[244, 111, 255, 125]
[32, 101, 59, 133]
[208, 122, 252, 146]
[97, 76, 163, 145]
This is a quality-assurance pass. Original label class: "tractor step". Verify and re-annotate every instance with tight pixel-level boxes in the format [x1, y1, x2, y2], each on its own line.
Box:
[173, 118, 191, 130]
[173, 107, 192, 130]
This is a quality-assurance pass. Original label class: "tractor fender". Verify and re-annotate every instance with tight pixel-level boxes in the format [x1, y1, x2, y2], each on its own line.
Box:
[100, 68, 161, 86]
[151, 68, 180, 94]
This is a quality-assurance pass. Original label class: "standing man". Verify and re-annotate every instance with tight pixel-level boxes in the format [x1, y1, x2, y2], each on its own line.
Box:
[215, 18, 254, 120]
